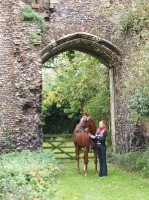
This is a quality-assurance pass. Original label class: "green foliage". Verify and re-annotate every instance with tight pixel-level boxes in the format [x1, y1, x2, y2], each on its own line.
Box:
[42, 66, 81, 134]
[107, 145, 149, 177]
[0, 150, 61, 200]
[102, 0, 149, 35]
[42, 51, 110, 130]
[117, 1, 149, 121]
[122, 40, 149, 119]
[1, 124, 14, 146]
[20, 5, 47, 30]
[91, 1, 149, 121]
[30, 32, 42, 41]
[42, 103, 81, 135]
[136, 157, 146, 170]
[118, 0, 149, 35]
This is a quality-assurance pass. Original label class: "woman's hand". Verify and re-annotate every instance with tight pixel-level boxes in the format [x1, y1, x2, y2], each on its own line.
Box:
[89, 133, 95, 139]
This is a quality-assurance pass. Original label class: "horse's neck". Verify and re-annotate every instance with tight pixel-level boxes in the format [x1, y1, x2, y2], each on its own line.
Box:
[90, 119, 96, 135]
[90, 127, 96, 135]
[89, 123, 96, 135]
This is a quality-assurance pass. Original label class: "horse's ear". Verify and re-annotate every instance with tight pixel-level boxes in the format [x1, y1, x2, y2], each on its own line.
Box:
[83, 112, 89, 117]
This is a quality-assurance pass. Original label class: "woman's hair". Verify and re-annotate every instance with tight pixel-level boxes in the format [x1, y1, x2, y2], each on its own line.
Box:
[98, 120, 107, 137]
[99, 120, 107, 130]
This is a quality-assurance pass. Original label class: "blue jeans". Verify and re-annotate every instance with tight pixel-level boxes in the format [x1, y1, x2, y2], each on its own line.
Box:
[97, 145, 108, 177]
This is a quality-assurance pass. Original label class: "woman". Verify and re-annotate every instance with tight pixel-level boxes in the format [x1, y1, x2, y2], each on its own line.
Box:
[89, 120, 108, 177]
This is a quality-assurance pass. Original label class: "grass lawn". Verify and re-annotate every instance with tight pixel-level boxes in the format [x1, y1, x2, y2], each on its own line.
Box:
[53, 159, 149, 200]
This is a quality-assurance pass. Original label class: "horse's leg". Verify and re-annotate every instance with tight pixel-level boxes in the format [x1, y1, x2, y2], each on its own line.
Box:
[75, 146, 80, 173]
[93, 148, 98, 175]
[83, 147, 88, 176]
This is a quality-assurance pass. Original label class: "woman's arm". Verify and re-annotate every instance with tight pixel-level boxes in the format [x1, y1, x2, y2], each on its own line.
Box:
[88, 133, 95, 139]
[89, 131, 107, 142]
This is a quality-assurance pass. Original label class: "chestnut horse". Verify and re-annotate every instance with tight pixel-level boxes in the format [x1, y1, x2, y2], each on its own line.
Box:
[73, 113, 98, 176]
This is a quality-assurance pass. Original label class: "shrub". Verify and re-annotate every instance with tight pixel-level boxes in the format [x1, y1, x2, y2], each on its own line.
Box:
[136, 157, 146, 170]
[0, 150, 62, 200]
[107, 146, 149, 177]
[118, 0, 149, 35]
[30, 32, 42, 41]
[20, 5, 47, 30]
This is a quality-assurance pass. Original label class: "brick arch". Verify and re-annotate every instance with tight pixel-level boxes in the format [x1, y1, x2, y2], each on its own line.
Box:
[42, 32, 122, 152]
[42, 32, 121, 68]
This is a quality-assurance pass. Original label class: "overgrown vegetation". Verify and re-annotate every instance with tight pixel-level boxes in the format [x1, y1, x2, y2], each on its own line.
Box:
[1, 124, 14, 146]
[98, 0, 149, 35]
[0, 150, 61, 200]
[118, 0, 149, 35]
[107, 145, 149, 178]
[30, 32, 42, 41]
[100, 0, 149, 124]
[20, 5, 47, 30]
[122, 40, 149, 120]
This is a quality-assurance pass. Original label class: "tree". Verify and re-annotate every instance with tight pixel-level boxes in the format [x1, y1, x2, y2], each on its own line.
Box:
[42, 51, 110, 133]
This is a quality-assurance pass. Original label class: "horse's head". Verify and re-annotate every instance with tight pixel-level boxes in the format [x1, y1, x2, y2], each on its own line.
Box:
[78, 113, 96, 134]
[79, 114, 91, 129]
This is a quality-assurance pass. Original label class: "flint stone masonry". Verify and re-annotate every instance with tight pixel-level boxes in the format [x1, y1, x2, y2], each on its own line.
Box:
[0, 1, 42, 152]
[0, 0, 148, 153]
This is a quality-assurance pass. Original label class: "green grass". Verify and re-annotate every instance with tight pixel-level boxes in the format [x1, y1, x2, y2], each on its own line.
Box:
[53, 159, 149, 200]
[1, 149, 149, 199]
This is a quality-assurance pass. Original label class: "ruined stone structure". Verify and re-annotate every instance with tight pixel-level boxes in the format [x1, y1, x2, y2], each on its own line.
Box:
[0, 0, 148, 153]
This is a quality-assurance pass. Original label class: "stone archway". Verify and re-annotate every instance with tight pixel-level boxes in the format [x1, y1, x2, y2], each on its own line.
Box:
[42, 32, 122, 152]
[42, 32, 121, 68]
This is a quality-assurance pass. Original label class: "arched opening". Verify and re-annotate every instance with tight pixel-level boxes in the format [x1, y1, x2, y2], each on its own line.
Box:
[42, 32, 121, 68]
[41, 32, 122, 152]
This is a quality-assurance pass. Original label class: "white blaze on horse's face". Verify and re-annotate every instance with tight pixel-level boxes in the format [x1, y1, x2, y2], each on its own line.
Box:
[81, 116, 90, 122]
[80, 117, 84, 123]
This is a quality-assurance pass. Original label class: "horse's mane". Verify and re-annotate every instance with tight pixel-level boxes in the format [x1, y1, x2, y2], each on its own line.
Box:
[89, 116, 96, 134]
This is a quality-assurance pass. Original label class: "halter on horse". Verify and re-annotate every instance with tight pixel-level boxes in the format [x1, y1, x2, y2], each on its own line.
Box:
[73, 113, 98, 176]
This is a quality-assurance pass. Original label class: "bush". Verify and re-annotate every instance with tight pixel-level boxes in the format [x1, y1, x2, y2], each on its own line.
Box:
[136, 157, 146, 170]
[30, 32, 42, 41]
[118, 0, 149, 35]
[0, 150, 62, 200]
[107, 145, 149, 177]
[20, 5, 47, 30]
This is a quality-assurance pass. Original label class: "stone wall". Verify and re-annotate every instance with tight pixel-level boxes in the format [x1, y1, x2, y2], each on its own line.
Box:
[0, 1, 15, 151]
[0, 0, 148, 153]
[41, 0, 149, 153]
[115, 32, 149, 153]
[44, 0, 121, 47]
[0, 1, 42, 152]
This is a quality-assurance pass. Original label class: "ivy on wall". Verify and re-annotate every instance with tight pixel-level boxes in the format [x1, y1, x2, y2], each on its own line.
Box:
[1, 124, 14, 146]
